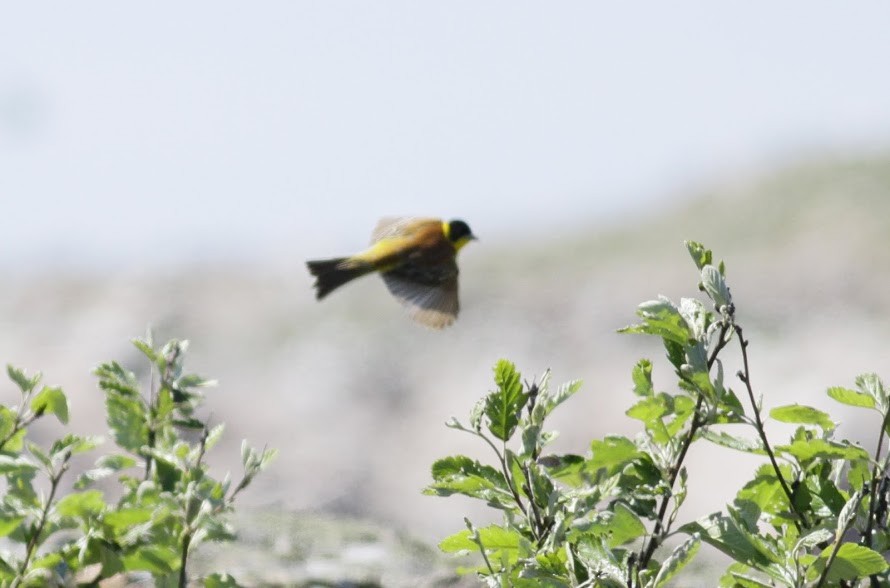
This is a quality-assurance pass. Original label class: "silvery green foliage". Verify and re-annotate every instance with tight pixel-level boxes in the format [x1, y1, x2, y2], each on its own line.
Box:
[0, 337, 275, 587]
[429, 242, 890, 587]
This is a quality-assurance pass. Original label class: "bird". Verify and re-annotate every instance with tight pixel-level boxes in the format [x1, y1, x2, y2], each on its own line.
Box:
[306, 217, 476, 329]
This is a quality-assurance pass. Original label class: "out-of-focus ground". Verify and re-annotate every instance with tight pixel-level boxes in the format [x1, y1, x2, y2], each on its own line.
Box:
[2, 153, 890, 583]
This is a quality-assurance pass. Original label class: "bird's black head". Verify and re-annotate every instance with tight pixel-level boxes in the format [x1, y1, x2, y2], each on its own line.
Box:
[446, 219, 476, 250]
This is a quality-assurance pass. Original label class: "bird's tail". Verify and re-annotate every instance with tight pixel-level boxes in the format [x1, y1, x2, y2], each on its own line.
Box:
[306, 257, 373, 299]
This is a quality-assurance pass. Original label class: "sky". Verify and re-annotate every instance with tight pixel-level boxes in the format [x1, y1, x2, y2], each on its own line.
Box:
[2, 2, 890, 271]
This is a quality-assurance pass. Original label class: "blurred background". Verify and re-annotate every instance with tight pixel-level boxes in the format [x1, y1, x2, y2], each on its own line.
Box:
[3, 2, 890, 583]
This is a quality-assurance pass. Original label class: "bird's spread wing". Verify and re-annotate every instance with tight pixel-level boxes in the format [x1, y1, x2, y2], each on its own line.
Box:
[381, 261, 459, 329]
[370, 217, 437, 244]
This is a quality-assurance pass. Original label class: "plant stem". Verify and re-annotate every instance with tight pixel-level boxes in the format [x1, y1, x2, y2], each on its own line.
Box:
[734, 325, 805, 530]
[14, 452, 71, 587]
[521, 463, 549, 542]
[864, 408, 890, 548]
[0, 413, 36, 453]
[864, 409, 890, 588]
[477, 432, 530, 522]
[179, 531, 192, 588]
[636, 322, 731, 576]
[637, 395, 705, 575]
[816, 492, 864, 588]
[0, 385, 41, 452]
[144, 362, 157, 482]
[465, 518, 498, 576]
[707, 322, 732, 367]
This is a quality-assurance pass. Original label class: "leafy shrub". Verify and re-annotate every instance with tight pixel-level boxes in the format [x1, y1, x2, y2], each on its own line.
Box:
[428, 241, 890, 587]
[0, 335, 275, 587]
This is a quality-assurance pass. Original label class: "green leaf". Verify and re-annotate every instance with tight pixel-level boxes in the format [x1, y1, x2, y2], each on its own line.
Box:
[439, 524, 522, 556]
[856, 372, 887, 403]
[631, 360, 654, 397]
[94, 361, 141, 397]
[104, 507, 155, 535]
[131, 337, 159, 364]
[204, 573, 243, 588]
[0, 455, 38, 474]
[588, 436, 644, 476]
[204, 423, 226, 452]
[30, 386, 68, 424]
[686, 241, 712, 270]
[776, 438, 868, 463]
[701, 265, 731, 308]
[574, 535, 626, 584]
[484, 360, 527, 442]
[679, 297, 709, 340]
[681, 510, 777, 567]
[626, 395, 667, 424]
[121, 544, 179, 574]
[55, 490, 106, 518]
[665, 395, 696, 436]
[6, 365, 40, 394]
[701, 430, 764, 454]
[541, 378, 582, 418]
[720, 565, 775, 587]
[664, 338, 686, 371]
[0, 428, 27, 454]
[836, 491, 861, 538]
[653, 533, 701, 587]
[736, 465, 790, 515]
[29, 552, 62, 571]
[576, 502, 646, 547]
[818, 543, 888, 582]
[100, 454, 139, 470]
[827, 386, 875, 409]
[804, 475, 846, 518]
[626, 393, 676, 444]
[256, 446, 278, 471]
[468, 398, 485, 431]
[177, 373, 216, 389]
[174, 417, 205, 430]
[520, 423, 542, 458]
[105, 393, 148, 452]
[769, 404, 835, 432]
[75, 454, 137, 489]
[0, 515, 24, 537]
[50, 433, 101, 457]
[27, 442, 51, 469]
[796, 529, 833, 552]
[846, 459, 870, 491]
[0, 406, 16, 444]
[425, 456, 513, 506]
[621, 297, 692, 345]
[540, 454, 586, 487]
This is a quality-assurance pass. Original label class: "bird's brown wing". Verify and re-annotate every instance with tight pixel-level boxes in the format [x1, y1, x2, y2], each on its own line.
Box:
[370, 217, 439, 244]
[380, 259, 459, 329]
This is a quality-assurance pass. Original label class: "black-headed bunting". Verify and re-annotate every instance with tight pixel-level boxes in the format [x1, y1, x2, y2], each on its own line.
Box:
[306, 217, 476, 329]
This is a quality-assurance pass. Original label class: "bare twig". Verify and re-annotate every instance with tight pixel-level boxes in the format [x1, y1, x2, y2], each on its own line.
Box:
[734, 325, 806, 530]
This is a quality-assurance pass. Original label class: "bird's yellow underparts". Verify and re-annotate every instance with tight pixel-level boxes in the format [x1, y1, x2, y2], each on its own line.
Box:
[306, 217, 476, 329]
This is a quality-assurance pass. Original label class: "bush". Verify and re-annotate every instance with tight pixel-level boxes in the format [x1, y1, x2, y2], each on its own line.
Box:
[428, 241, 890, 587]
[0, 335, 275, 587]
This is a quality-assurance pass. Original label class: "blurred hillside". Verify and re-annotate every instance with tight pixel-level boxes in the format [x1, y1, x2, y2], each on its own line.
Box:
[2, 153, 889, 563]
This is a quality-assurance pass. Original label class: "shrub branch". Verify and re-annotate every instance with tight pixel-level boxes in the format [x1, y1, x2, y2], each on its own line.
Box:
[735, 325, 806, 530]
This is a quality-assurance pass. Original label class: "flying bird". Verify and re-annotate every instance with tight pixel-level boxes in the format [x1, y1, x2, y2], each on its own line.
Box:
[306, 217, 476, 329]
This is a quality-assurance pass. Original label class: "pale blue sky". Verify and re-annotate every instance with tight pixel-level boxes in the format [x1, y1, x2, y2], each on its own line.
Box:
[2, 2, 889, 270]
